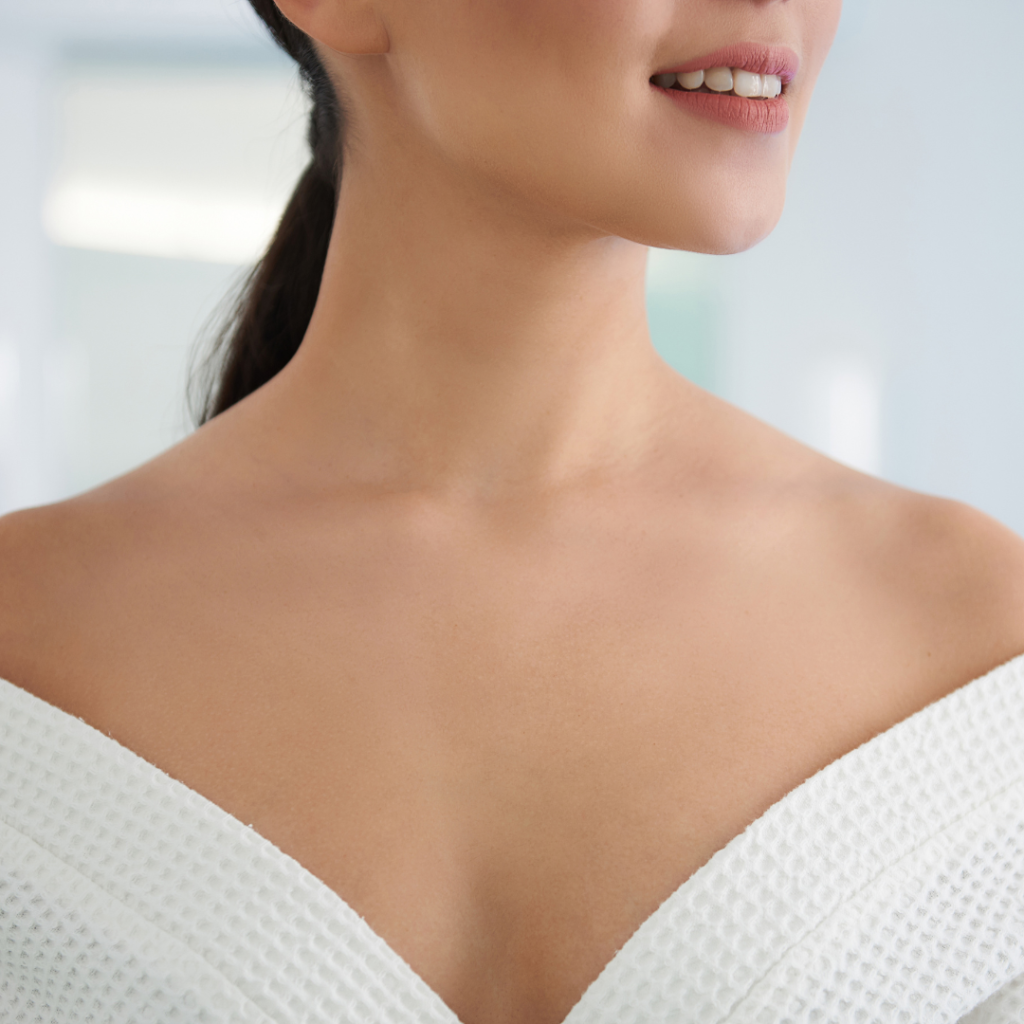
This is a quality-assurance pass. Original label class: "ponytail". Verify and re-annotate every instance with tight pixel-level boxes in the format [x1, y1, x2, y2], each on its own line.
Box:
[192, 0, 343, 423]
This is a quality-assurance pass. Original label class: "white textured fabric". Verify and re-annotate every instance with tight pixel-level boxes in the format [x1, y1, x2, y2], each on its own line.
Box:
[2, 656, 1023, 1024]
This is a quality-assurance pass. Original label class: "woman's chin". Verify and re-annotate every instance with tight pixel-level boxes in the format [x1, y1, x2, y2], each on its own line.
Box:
[701, 217, 781, 256]
[637, 205, 784, 258]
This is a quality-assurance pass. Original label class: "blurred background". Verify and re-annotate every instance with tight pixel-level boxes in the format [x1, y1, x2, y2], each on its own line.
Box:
[1, 0, 1022, 531]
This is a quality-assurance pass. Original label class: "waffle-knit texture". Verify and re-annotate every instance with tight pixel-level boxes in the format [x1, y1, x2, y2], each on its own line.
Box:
[2, 656, 1024, 1024]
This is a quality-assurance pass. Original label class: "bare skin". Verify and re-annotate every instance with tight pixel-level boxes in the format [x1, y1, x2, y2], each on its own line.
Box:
[2, 1, 1024, 1023]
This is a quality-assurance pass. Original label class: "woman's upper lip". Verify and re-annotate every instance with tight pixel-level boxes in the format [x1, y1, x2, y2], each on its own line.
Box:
[659, 43, 800, 85]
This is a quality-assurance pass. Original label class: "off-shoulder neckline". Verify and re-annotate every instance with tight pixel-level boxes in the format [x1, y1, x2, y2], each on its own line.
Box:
[2, 652, 1023, 1024]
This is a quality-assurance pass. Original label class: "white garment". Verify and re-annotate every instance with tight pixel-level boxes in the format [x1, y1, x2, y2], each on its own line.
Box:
[1, 657, 1023, 1024]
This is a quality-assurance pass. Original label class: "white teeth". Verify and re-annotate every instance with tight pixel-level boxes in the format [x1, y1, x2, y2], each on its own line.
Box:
[655, 67, 784, 99]
[704, 66, 734, 93]
[732, 69, 762, 98]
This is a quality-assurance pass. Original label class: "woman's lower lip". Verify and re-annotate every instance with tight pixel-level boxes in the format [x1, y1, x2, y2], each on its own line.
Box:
[661, 88, 789, 135]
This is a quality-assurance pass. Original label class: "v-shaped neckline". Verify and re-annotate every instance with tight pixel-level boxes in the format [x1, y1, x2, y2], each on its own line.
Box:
[2, 653, 1024, 1024]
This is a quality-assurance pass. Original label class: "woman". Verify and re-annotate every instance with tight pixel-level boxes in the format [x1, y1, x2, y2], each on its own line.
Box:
[2, 0, 1023, 1021]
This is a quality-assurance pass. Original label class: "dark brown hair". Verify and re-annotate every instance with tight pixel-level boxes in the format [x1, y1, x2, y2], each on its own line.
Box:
[191, 0, 342, 423]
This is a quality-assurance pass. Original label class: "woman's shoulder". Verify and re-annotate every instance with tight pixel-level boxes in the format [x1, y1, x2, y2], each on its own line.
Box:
[708, 403, 1024, 660]
[0, 428, 236, 624]
[0, 493, 109, 688]
[0, 414, 281, 706]
[0, 462, 193, 700]
[800, 461, 1024, 684]
[842, 474, 1024, 614]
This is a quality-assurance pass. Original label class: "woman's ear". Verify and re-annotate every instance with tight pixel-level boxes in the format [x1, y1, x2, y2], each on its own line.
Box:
[273, 0, 389, 55]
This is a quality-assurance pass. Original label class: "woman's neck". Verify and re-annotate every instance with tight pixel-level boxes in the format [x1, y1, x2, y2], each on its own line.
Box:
[254, 149, 681, 497]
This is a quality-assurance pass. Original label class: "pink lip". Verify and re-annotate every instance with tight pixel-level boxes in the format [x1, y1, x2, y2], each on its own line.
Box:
[660, 43, 800, 85]
[653, 43, 799, 136]
[660, 90, 789, 135]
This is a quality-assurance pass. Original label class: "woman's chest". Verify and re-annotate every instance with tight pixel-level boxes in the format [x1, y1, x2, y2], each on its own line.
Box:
[46, 593, 925, 1024]
[7, 524, 959, 1024]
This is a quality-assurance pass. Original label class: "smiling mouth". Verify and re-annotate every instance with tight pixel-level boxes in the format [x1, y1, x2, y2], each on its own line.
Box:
[650, 68, 783, 100]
